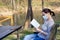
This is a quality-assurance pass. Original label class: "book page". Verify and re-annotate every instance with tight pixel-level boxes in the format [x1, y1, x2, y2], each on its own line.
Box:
[30, 19, 40, 29]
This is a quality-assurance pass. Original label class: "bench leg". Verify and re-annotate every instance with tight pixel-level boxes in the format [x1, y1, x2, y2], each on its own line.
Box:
[17, 30, 20, 40]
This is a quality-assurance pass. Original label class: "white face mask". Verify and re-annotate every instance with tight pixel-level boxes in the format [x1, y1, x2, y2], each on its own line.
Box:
[43, 15, 48, 21]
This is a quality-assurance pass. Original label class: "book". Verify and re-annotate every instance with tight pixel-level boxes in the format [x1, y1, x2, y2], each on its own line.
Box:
[30, 19, 40, 29]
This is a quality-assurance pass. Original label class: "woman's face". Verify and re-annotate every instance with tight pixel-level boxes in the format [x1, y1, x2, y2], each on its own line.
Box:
[42, 12, 50, 21]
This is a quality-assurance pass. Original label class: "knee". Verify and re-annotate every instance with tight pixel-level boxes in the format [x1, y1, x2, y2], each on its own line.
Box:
[25, 35, 30, 38]
[23, 34, 36, 40]
[23, 35, 30, 40]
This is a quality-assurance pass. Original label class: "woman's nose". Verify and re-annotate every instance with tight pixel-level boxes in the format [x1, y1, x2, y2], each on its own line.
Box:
[42, 14, 45, 16]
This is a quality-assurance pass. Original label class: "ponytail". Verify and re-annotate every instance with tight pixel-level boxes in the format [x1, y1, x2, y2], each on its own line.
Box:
[51, 11, 55, 16]
[42, 8, 55, 16]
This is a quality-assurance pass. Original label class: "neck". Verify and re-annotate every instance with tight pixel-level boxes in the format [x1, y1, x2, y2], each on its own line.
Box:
[47, 15, 52, 21]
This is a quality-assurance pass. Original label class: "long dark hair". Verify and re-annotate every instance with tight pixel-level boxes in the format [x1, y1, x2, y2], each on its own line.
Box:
[42, 8, 55, 16]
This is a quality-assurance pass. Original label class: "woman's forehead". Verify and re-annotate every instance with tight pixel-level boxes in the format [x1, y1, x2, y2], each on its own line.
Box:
[42, 12, 46, 15]
[42, 12, 49, 16]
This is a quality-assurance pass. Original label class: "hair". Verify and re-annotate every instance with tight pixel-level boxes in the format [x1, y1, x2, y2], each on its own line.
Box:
[42, 8, 55, 16]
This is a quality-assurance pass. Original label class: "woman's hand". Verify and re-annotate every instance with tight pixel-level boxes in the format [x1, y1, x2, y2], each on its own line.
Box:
[38, 32, 48, 36]
[35, 27, 48, 36]
[41, 31, 48, 36]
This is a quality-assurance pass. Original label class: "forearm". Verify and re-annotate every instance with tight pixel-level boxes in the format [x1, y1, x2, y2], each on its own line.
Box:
[36, 28, 48, 35]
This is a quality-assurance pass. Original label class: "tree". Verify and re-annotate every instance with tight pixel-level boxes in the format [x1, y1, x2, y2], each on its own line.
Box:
[24, 0, 33, 30]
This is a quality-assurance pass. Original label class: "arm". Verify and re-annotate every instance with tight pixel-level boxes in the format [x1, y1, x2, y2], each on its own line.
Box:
[35, 27, 48, 36]
[36, 21, 54, 36]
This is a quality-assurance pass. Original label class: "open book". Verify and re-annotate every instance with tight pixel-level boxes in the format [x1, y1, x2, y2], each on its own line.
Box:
[30, 19, 40, 29]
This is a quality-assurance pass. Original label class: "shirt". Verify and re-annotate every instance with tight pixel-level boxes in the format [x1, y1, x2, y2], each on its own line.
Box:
[38, 18, 54, 40]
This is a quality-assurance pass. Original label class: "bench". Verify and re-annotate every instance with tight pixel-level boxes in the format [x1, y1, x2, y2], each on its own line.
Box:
[48, 24, 60, 40]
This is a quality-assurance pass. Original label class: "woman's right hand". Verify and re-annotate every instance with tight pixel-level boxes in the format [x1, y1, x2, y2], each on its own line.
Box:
[35, 27, 48, 36]
[38, 32, 48, 36]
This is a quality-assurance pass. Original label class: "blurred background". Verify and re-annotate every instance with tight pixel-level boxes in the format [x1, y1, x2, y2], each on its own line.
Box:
[0, 0, 60, 40]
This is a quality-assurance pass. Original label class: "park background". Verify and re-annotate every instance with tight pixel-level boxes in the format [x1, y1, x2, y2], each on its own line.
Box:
[0, 0, 60, 40]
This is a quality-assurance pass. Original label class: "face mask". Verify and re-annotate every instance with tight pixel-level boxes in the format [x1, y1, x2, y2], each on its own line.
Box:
[43, 15, 48, 21]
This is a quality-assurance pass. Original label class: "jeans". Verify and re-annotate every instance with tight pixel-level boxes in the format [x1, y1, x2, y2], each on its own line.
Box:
[23, 34, 45, 40]
[34, 37, 45, 40]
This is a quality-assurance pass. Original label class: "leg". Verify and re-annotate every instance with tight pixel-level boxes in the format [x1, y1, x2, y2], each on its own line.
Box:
[34, 37, 45, 40]
[23, 34, 37, 40]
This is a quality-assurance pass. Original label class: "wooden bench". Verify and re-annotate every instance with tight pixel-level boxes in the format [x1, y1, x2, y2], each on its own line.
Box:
[48, 24, 60, 40]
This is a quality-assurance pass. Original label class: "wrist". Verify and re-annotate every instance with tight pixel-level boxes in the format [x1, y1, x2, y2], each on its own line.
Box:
[41, 31, 44, 33]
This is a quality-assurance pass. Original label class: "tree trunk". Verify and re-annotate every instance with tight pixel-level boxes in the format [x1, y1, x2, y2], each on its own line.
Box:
[24, 0, 33, 30]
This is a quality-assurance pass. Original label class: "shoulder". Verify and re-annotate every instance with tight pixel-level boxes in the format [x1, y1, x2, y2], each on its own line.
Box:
[49, 19, 54, 24]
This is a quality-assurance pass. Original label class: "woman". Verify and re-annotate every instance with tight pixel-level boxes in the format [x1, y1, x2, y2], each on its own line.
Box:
[23, 8, 55, 40]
